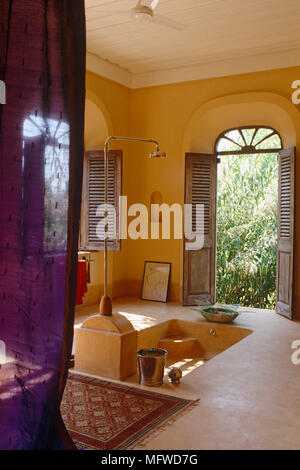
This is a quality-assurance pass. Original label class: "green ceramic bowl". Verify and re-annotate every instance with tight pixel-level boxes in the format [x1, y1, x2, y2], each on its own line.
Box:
[200, 307, 239, 323]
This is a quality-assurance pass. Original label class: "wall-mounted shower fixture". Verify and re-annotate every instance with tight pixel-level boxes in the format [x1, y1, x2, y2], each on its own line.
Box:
[100, 136, 167, 317]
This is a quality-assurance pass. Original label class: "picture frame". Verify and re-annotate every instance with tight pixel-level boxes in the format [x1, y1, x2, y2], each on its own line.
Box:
[141, 261, 171, 303]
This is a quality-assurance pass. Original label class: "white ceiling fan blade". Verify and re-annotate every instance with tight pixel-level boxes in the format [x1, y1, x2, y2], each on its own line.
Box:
[138, 0, 160, 10]
[151, 14, 185, 31]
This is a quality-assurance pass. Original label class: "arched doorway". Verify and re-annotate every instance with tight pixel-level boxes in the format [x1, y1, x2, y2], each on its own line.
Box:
[215, 126, 282, 310]
[182, 94, 297, 319]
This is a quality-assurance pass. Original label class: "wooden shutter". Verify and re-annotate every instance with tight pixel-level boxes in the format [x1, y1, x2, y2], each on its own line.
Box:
[183, 153, 217, 305]
[81, 150, 122, 251]
[276, 147, 295, 319]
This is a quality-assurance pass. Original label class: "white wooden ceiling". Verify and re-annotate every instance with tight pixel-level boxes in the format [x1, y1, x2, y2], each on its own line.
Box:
[85, 0, 300, 87]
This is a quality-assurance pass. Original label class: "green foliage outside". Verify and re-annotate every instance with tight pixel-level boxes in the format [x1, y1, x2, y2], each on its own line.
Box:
[216, 152, 278, 309]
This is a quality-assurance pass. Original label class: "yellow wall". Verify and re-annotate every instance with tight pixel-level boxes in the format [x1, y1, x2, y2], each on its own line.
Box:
[81, 71, 131, 307]
[85, 66, 300, 317]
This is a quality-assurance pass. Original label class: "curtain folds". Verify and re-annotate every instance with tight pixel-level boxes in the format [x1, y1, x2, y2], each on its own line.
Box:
[0, 0, 86, 450]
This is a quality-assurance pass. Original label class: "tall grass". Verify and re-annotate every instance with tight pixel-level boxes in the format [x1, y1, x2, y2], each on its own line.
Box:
[216, 152, 278, 309]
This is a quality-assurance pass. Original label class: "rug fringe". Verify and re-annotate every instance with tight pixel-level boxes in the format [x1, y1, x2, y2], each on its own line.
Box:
[129, 399, 200, 450]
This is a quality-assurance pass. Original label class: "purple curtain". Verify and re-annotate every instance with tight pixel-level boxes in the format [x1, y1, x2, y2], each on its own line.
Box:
[0, 0, 85, 449]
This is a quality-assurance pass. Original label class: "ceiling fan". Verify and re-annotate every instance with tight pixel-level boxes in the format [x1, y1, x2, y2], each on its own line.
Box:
[97, 0, 185, 31]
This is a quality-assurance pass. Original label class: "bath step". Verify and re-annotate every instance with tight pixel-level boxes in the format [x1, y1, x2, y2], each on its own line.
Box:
[158, 336, 201, 358]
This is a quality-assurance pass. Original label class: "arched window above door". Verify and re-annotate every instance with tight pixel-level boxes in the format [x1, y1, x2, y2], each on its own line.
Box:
[215, 126, 283, 155]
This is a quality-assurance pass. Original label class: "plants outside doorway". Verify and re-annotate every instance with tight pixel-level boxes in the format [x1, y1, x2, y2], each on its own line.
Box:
[217, 152, 278, 309]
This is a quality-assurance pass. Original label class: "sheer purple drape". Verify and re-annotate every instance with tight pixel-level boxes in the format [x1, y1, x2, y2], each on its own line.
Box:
[0, 0, 85, 449]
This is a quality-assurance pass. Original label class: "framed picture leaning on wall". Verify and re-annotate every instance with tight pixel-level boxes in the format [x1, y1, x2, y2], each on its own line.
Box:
[141, 261, 171, 303]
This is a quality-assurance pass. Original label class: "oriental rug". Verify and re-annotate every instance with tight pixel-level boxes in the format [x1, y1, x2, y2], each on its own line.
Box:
[61, 373, 198, 450]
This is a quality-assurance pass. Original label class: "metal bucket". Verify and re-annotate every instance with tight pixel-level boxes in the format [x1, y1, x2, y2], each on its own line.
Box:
[137, 348, 167, 387]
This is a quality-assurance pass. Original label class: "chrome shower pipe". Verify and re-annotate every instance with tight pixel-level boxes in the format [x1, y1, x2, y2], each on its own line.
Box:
[103, 136, 165, 301]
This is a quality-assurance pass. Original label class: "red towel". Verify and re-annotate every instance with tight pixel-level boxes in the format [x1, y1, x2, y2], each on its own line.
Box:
[76, 260, 88, 305]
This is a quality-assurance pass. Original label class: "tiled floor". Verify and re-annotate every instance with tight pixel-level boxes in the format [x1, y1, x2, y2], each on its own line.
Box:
[73, 297, 300, 450]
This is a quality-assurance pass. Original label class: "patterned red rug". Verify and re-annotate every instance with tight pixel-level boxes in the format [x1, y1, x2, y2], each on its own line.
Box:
[61, 373, 198, 450]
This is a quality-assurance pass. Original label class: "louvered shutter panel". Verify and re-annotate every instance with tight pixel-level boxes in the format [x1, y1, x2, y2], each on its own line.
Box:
[276, 147, 295, 319]
[183, 153, 217, 305]
[82, 150, 122, 251]
[191, 159, 211, 235]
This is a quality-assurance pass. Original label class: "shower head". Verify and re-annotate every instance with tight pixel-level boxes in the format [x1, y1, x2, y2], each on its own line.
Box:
[149, 150, 167, 159]
[104, 136, 166, 159]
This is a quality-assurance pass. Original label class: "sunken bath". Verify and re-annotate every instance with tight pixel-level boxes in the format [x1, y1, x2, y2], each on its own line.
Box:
[75, 300, 252, 381]
[136, 319, 252, 373]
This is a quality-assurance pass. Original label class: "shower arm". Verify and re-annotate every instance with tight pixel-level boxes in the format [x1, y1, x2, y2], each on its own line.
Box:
[100, 136, 162, 317]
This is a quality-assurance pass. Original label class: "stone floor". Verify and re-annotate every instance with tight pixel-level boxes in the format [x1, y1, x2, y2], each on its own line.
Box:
[74, 297, 300, 450]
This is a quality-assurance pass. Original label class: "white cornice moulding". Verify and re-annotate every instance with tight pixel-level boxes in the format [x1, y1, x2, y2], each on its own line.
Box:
[131, 48, 300, 89]
[87, 48, 300, 90]
[86, 52, 132, 89]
